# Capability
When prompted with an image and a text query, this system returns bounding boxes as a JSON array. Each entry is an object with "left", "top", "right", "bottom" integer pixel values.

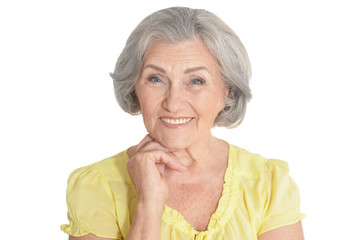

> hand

[{"left": 127, "top": 135, "right": 186, "bottom": 209}]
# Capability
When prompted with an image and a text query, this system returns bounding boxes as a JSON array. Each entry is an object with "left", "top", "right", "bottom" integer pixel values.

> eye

[
  {"left": 147, "top": 76, "right": 162, "bottom": 83},
  {"left": 190, "top": 78, "right": 205, "bottom": 85}
]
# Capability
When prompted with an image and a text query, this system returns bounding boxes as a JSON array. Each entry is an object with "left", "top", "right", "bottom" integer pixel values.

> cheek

[
  {"left": 140, "top": 105, "right": 156, "bottom": 133},
  {"left": 196, "top": 96, "right": 224, "bottom": 122},
  {"left": 137, "top": 88, "right": 153, "bottom": 112},
  {"left": 137, "top": 90, "right": 161, "bottom": 127},
  {"left": 139, "top": 100, "right": 156, "bottom": 122}
]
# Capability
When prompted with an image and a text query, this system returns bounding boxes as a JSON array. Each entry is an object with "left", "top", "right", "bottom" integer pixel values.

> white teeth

[{"left": 161, "top": 117, "right": 192, "bottom": 125}]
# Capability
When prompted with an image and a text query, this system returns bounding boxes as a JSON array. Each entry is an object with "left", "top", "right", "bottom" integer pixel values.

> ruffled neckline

[{"left": 161, "top": 143, "right": 240, "bottom": 237}]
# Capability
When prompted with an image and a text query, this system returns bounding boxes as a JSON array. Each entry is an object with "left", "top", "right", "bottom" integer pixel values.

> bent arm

[
  {"left": 258, "top": 221, "right": 304, "bottom": 240},
  {"left": 67, "top": 136, "right": 182, "bottom": 240}
]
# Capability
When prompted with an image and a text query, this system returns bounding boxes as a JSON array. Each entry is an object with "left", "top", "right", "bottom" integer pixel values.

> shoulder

[
  {"left": 62, "top": 151, "right": 130, "bottom": 239},
  {"left": 67, "top": 149, "right": 131, "bottom": 186},
  {"left": 228, "top": 144, "right": 289, "bottom": 180},
  {"left": 228, "top": 144, "right": 305, "bottom": 235}
]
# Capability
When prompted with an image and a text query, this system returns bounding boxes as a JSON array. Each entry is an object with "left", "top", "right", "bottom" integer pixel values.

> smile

[{"left": 160, "top": 117, "right": 193, "bottom": 125}]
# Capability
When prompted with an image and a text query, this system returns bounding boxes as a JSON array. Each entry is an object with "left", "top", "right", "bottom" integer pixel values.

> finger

[{"left": 152, "top": 151, "right": 186, "bottom": 172}]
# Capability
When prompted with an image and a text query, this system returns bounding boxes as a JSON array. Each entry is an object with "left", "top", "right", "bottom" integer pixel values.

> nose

[{"left": 161, "top": 84, "right": 185, "bottom": 113}]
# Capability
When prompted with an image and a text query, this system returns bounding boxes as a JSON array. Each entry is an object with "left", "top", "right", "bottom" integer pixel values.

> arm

[
  {"left": 125, "top": 200, "right": 163, "bottom": 240},
  {"left": 65, "top": 135, "right": 183, "bottom": 240},
  {"left": 65, "top": 135, "right": 184, "bottom": 240},
  {"left": 258, "top": 221, "right": 304, "bottom": 240},
  {"left": 124, "top": 135, "right": 186, "bottom": 240}
]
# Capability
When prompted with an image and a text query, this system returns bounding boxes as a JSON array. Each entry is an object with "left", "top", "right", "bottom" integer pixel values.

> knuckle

[{"left": 131, "top": 148, "right": 171, "bottom": 166}]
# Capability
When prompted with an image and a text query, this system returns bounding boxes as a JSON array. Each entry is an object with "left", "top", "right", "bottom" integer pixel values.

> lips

[{"left": 160, "top": 117, "right": 192, "bottom": 125}]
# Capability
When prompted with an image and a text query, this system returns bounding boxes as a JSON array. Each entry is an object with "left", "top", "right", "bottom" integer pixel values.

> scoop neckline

[{"left": 161, "top": 143, "right": 235, "bottom": 236}]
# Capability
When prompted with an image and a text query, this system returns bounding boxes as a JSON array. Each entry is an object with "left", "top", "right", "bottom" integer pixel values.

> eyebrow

[
  {"left": 184, "top": 66, "right": 209, "bottom": 74},
  {"left": 143, "top": 64, "right": 166, "bottom": 74},
  {"left": 143, "top": 64, "right": 209, "bottom": 74}
]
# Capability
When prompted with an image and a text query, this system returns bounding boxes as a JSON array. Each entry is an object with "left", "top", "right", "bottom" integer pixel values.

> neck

[
  {"left": 169, "top": 135, "right": 226, "bottom": 170},
  {"left": 164, "top": 135, "right": 229, "bottom": 185}
]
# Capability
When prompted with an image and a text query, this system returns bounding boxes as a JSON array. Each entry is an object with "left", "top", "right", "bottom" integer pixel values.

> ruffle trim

[
  {"left": 61, "top": 221, "right": 90, "bottom": 237},
  {"left": 60, "top": 221, "right": 123, "bottom": 239},
  {"left": 161, "top": 144, "right": 242, "bottom": 237}
]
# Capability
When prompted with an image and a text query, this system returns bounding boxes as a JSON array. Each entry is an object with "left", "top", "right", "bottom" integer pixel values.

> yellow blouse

[{"left": 61, "top": 144, "right": 305, "bottom": 239}]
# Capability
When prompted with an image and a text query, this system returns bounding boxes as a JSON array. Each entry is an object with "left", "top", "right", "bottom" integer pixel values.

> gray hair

[{"left": 110, "top": 7, "right": 252, "bottom": 128}]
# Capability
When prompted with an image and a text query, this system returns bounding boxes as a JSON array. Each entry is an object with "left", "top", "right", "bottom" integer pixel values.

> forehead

[{"left": 143, "top": 39, "right": 218, "bottom": 68}]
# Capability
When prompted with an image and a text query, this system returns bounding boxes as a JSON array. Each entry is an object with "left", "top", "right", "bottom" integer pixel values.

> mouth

[{"left": 160, "top": 117, "right": 193, "bottom": 128}]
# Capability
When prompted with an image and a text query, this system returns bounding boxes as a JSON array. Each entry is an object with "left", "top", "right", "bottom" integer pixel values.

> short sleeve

[
  {"left": 258, "top": 159, "right": 305, "bottom": 236},
  {"left": 61, "top": 166, "right": 123, "bottom": 239}
]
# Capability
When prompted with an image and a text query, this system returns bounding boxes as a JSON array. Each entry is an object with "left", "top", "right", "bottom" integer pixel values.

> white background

[{"left": 1, "top": 0, "right": 360, "bottom": 239}]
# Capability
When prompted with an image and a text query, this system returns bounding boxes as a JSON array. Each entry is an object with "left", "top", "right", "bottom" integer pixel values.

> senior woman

[{"left": 61, "top": 7, "right": 305, "bottom": 240}]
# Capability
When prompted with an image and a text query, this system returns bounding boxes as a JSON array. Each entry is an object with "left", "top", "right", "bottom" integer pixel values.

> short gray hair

[{"left": 110, "top": 7, "right": 252, "bottom": 128}]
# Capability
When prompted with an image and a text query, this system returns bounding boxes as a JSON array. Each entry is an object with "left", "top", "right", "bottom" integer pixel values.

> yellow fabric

[{"left": 61, "top": 144, "right": 305, "bottom": 239}]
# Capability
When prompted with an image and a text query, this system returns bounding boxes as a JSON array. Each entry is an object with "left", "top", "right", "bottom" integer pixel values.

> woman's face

[{"left": 135, "top": 39, "right": 227, "bottom": 150}]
